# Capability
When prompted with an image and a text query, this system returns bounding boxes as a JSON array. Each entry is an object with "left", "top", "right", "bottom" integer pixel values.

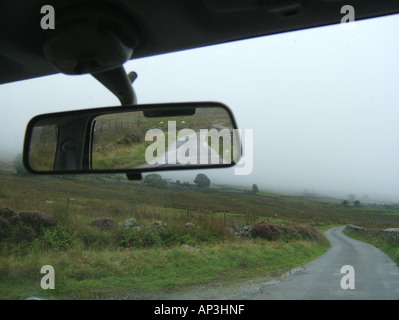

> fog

[{"left": 1, "top": 14, "right": 399, "bottom": 202}]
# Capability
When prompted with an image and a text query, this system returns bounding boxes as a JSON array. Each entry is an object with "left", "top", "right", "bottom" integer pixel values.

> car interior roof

[{"left": 1, "top": 0, "right": 399, "bottom": 85}]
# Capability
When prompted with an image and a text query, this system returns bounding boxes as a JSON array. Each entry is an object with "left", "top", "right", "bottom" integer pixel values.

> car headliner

[{"left": 1, "top": 0, "right": 398, "bottom": 85}]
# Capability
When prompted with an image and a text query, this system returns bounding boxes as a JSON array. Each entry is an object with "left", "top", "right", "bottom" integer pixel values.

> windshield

[{"left": 1, "top": 13, "right": 399, "bottom": 302}]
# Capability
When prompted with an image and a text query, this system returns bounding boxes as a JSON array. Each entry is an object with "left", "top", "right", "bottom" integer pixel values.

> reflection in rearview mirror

[
  {"left": 91, "top": 107, "right": 238, "bottom": 171},
  {"left": 23, "top": 102, "right": 241, "bottom": 174}
]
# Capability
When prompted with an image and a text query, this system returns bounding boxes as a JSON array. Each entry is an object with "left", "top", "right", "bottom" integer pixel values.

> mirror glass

[
  {"left": 24, "top": 102, "right": 241, "bottom": 174},
  {"left": 28, "top": 125, "right": 58, "bottom": 171}
]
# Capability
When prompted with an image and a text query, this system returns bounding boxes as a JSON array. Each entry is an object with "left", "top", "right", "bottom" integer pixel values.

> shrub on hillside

[
  {"left": 140, "top": 228, "right": 162, "bottom": 247},
  {"left": 0, "top": 207, "right": 53, "bottom": 242},
  {"left": 0, "top": 207, "right": 16, "bottom": 220},
  {"left": 251, "top": 220, "right": 273, "bottom": 240},
  {"left": 43, "top": 225, "right": 78, "bottom": 250},
  {"left": 115, "top": 227, "right": 162, "bottom": 248},
  {"left": 280, "top": 225, "right": 300, "bottom": 241},
  {"left": 0, "top": 216, "right": 11, "bottom": 240},
  {"left": 18, "top": 210, "right": 53, "bottom": 233},
  {"left": 295, "top": 224, "right": 319, "bottom": 241},
  {"left": 16, "top": 224, "right": 36, "bottom": 242},
  {"left": 115, "top": 227, "right": 139, "bottom": 248},
  {"left": 252, "top": 220, "right": 283, "bottom": 240},
  {"left": 90, "top": 217, "right": 118, "bottom": 231},
  {"left": 251, "top": 220, "right": 319, "bottom": 242},
  {"left": 268, "top": 224, "right": 282, "bottom": 240},
  {"left": 158, "top": 225, "right": 186, "bottom": 247},
  {"left": 193, "top": 227, "right": 220, "bottom": 244}
]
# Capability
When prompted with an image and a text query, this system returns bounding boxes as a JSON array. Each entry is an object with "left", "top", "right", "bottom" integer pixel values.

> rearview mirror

[{"left": 23, "top": 102, "right": 241, "bottom": 175}]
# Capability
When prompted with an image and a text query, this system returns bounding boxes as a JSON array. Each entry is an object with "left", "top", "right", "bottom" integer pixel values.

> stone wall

[{"left": 346, "top": 224, "right": 399, "bottom": 243}]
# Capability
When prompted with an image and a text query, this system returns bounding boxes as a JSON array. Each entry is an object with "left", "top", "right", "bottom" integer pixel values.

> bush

[
  {"left": 193, "top": 228, "right": 220, "bottom": 244},
  {"left": 6, "top": 220, "right": 36, "bottom": 242},
  {"left": 115, "top": 227, "right": 161, "bottom": 248},
  {"left": 115, "top": 228, "right": 139, "bottom": 248},
  {"left": 0, "top": 216, "right": 11, "bottom": 240},
  {"left": 90, "top": 217, "right": 118, "bottom": 231},
  {"left": 78, "top": 225, "right": 113, "bottom": 249},
  {"left": 280, "top": 225, "right": 300, "bottom": 241},
  {"left": 43, "top": 225, "right": 78, "bottom": 250},
  {"left": 140, "top": 229, "right": 162, "bottom": 248},
  {"left": 252, "top": 220, "right": 272, "bottom": 239},
  {"left": 251, "top": 221, "right": 319, "bottom": 242},
  {"left": 295, "top": 224, "right": 319, "bottom": 241},
  {"left": 0, "top": 207, "right": 16, "bottom": 220},
  {"left": 156, "top": 224, "right": 197, "bottom": 247},
  {"left": 268, "top": 224, "right": 282, "bottom": 240},
  {"left": 18, "top": 210, "right": 53, "bottom": 233},
  {"left": 0, "top": 207, "right": 52, "bottom": 242},
  {"left": 158, "top": 225, "right": 181, "bottom": 247}
]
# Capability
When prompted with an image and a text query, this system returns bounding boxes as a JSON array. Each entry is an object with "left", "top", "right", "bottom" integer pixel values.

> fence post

[{"left": 65, "top": 197, "right": 71, "bottom": 219}]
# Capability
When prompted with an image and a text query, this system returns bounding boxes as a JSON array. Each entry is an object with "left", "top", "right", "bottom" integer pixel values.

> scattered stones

[
  {"left": 153, "top": 220, "right": 167, "bottom": 229},
  {"left": 181, "top": 244, "right": 204, "bottom": 254},
  {"left": 121, "top": 217, "right": 143, "bottom": 231},
  {"left": 230, "top": 224, "right": 252, "bottom": 238}
]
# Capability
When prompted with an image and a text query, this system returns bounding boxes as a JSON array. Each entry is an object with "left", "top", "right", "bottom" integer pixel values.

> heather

[{"left": 0, "top": 206, "right": 320, "bottom": 252}]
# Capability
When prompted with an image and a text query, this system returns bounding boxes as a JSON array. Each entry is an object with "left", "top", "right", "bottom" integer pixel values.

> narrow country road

[
  {"left": 138, "top": 132, "right": 223, "bottom": 169},
  {"left": 127, "top": 226, "right": 399, "bottom": 300},
  {"left": 253, "top": 226, "right": 399, "bottom": 299}
]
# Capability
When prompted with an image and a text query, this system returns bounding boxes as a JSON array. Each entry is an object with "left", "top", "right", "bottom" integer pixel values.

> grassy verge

[
  {"left": 343, "top": 228, "right": 399, "bottom": 266},
  {"left": 0, "top": 237, "right": 329, "bottom": 300}
]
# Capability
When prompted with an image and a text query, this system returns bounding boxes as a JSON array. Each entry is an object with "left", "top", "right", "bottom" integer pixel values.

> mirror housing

[{"left": 23, "top": 102, "right": 241, "bottom": 175}]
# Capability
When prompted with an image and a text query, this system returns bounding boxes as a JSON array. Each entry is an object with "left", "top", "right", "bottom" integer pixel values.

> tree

[
  {"left": 143, "top": 173, "right": 168, "bottom": 189},
  {"left": 353, "top": 200, "right": 361, "bottom": 207},
  {"left": 194, "top": 173, "right": 210, "bottom": 188},
  {"left": 341, "top": 200, "right": 349, "bottom": 207},
  {"left": 251, "top": 184, "right": 259, "bottom": 194}
]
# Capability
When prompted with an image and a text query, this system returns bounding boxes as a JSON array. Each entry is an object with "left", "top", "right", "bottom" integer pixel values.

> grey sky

[{"left": 1, "top": 13, "right": 399, "bottom": 202}]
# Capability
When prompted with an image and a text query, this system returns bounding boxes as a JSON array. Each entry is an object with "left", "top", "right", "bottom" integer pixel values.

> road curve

[
  {"left": 254, "top": 226, "right": 399, "bottom": 300},
  {"left": 134, "top": 226, "right": 399, "bottom": 300}
]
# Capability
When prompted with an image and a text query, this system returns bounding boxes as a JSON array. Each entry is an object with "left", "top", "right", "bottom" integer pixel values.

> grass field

[{"left": 1, "top": 162, "right": 398, "bottom": 299}]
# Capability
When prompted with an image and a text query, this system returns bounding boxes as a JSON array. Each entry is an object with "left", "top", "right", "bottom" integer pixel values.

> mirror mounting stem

[
  {"left": 43, "top": 43, "right": 141, "bottom": 178},
  {"left": 91, "top": 67, "right": 138, "bottom": 106},
  {"left": 91, "top": 67, "right": 141, "bottom": 180}
]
